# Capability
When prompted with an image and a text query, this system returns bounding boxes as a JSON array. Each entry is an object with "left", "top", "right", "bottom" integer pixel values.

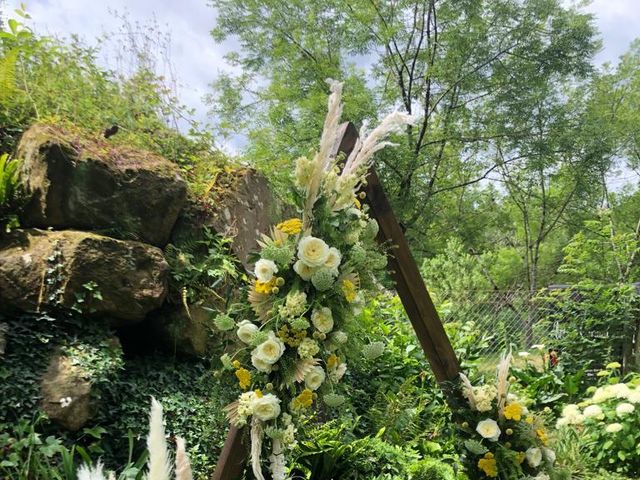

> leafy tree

[{"left": 209, "top": 0, "right": 599, "bottom": 261}]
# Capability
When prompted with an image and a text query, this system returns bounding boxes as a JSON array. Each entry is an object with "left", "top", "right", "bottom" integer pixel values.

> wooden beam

[
  {"left": 211, "top": 425, "right": 247, "bottom": 480},
  {"left": 363, "top": 167, "right": 461, "bottom": 385}
]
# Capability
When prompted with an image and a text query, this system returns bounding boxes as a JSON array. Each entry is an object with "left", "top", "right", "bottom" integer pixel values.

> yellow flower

[
  {"left": 255, "top": 278, "right": 277, "bottom": 294},
  {"left": 235, "top": 368, "right": 251, "bottom": 390},
  {"left": 515, "top": 452, "right": 526, "bottom": 464},
  {"left": 353, "top": 197, "right": 361, "bottom": 209},
  {"left": 276, "top": 218, "right": 303, "bottom": 235},
  {"left": 525, "top": 416, "right": 534, "bottom": 424},
  {"left": 327, "top": 354, "right": 340, "bottom": 370},
  {"left": 254, "top": 389, "right": 263, "bottom": 398},
  {"left": 536, "top": 428, "right": 548, "bottom": 445},
  {"left": 341, "top": 279, "right": 357, "bottom": 303},
  {"left": 504, "top": 402, "right": 524, "bottom": 421},
  {"left": 232, "top": 360, "right": 241, "bottom": 369},
  {"left": 292, "top": 388, "right": 314, "bottom": 410},
  {"left": 478, "top": 453, "right": 498, "bottom": 478}
]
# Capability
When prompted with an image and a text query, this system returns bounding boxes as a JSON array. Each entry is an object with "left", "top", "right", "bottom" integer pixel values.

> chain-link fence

[{"left": 436, "top": 285, "right": 640, "bottom": 370}]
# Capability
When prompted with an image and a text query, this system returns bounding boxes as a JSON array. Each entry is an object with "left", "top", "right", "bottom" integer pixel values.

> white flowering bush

[
  {"left": 556, "top": 375, "right": 640, "bottom": 475},
  {"left": 457, "top": 354, "right": 558, "bottom": 479},
  {"left": 219, "top": 80, "right": 414, "bottom": 480}
]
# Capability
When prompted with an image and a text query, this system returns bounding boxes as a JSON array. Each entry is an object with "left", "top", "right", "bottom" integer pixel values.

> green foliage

[
  {"left": 165, "top": 228, "right": 240, "bottom": 305},
  {"left": 407, "top": 458, "right": 460, "bottom": 480},
  {"left": 0, "top": 152, "right": 21, "bottom": 230},
  {"left": 535, "top": 285, "right": 640, "bottom": 373}
]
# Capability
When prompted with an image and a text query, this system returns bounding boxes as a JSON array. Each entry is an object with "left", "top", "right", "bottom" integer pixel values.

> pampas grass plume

[
  {"left": 77, "top": 462, "right": 108, "bottom": 480},
  {"left": 147, "top": 397, "right": 172, "bottom": 480},
  {"left": 175, "top": 436, "right": 193, "bottom": 480}
]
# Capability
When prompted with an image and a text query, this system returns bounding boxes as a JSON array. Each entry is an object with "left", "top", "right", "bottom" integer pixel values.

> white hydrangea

[
  {"left": 605, "top": 422, "right": 623, "bottom": 433},
  {"left": 616, "top": 402, "right": 635, "bottom": 417},
  {"left": 583, "top": 404, "right": 604, "bottom": 419}
]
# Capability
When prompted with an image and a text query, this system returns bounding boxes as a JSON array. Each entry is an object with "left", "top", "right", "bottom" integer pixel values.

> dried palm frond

[
  {"left": 459, "top": 373, "right": 476, "bottom": 410},
  {"left": 257, "top": 227, "right": 289, "bottom": 249},
  {"left": 496, "top": 352, "right": 512, "bottom": 416},
  {"left": 248, "top": 283, "right": 273, "bottom": 320},
  {"left": 224, "top": 400, "right": 240, "bottom": 425},
  {"left": 294, "top": 358, "right": 320, "bottom": 383},
  {"left": 147, "top": 397, "right": 172, "bottom": 480},
  {"left": 175, "top": 437, "right": 193, "bottom": 480}
]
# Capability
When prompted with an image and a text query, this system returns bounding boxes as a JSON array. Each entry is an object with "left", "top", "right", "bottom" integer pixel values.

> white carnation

[
  {"left": 297, "top": 236, "right": 330, "bottom": 267},
  {"left": 526, "top": 447, "right": 542, "bottom": 468},
  {"left": 252, "top": 393, "right": 281, "bottom": 421},
  {"left": 311, "top": 307, "right": 334, "bottom": 334},
  {"left": 304, "top": 366, "right": 326, "bottom": 390},
  {"left": 254, "top": 259, "right": 278, "bottom": 283},
  {"left": 324, "top": 247, "right": 342, "bottom": 270},
  {"left": 476, "top": 419, "right": 500, "bottom": 441},
  {"left": 237, "top": 320, "right": 259, "bottom": 344}
]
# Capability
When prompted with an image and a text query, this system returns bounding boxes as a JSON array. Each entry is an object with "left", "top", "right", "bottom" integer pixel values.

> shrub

[{"left": 408, "top": 458, "right": 459, "bottom": 480}]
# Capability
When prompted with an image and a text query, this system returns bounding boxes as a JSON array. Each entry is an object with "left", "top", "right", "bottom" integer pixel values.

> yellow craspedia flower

[
  {"left": 478, "top": 452, "right": 498, "bottom": 478},
  {"left": 255, "top": 278, "right": 277, "bottom": 294},
  {"left": 327, "top": 354, "right": 340, "bottom": 370},
  {"left": 232, "top": 360, "right": 241, "bottom": 369},
  {"left": 515, "top": 451, "right": 526, "bottom": 464},
  {"left": 341, "top": 279, "right": 357, "bottom": 303},
  {"left": 276, "top": 218, "right": 303, "bottom": 235},
  {"left": 536, "top": 428, "right": 549, "bottom": 445},
  {"left": 235, "top": 368, "right": 251, "bottom": 390},
  {"left": 525, "top": 415, "right": 534, "bottom": 425},
  {"left": 504, "top": 402, "right": 524, "bottom": 421}
]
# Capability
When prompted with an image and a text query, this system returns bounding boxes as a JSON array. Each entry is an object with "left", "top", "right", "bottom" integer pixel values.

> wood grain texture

[{"left": 211, "top": 425, "right": 247, "bottom": 480}]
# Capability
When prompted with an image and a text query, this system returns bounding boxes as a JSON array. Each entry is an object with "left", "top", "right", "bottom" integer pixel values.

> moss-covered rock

[
  {"left": 0, "top": 229, "right": 168, "bottom": 323},
  {"left": 17, "top": 124, "right": 187, "bottom": 247}
]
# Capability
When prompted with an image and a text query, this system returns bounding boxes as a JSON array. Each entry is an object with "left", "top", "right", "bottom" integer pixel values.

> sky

[{"left": 2, "top": 0, "right": 640, "bottom": 155}]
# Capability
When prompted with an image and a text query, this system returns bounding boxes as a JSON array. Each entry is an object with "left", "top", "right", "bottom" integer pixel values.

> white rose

[
  {"left": 476, "top": 419, "right": 500, "bottom": 441},
  {"left": 293, "top": 259, "right": 316, "bottom": 281},
  {"left": 253, "top": 331, "right": 285, "bottom": 365},
  {"left": 255, "top": 258, "right": 278, "bottom": 283},
  {"left": 298, "top": 236, "right": 330, "bottom": 267},
  {"left": 252, "top": 393, "right": 281, "bottom": 421},
  {"left": 324, "top": 247, "right": 342, "bottom": 270},
  {"left": 311, "top": 307, "right": 334, "bottom": 334},
  {"left": 251, "top": 353, "right": 273, "bottom": 373},
  {"left": 605, "top": 422, "right": 623, "bottom": 433},
  {"left": 304, "top": 366, "right": 326, "bottom": 390},
  {"left": 526, "top": 447, "right": 542, "bottom": 468},
  {"left": 617, "top": 402, "right": 635, "bottom": 416},
  {"left": 237, "top": 320, "right": 259, "bottom": 344},
  {"left": 583, "top": 404, "right": 604, "bottom": 419}
]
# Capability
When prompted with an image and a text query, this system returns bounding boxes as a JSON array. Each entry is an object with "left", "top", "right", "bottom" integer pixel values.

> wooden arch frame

[{"left": 212, "top": 122, "right": 461, "bottom": 479}]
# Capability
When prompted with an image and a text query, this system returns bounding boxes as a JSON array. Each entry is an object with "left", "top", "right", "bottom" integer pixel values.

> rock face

[
  {"left": 172, "top": 168, "right": 290, "bottom": 269},
  {"left": 0, "top": 229, "right": 168, "bottom": 324},
  {"left": 147, "top": 305, "right": 211, "bottom": 357},
  {"left": 40, "top": 353, "right": 93, "bottom": 431},
  {"left": 18, "top": 124, "right": 187, "bottom": 247}
]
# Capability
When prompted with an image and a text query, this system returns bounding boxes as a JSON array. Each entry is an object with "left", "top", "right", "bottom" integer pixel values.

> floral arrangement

[
  {"left": 555, "top": 364, "right": 640, "bottom": 474},
  {"left": 457, "top": 354, "right": 557, "bottom": 479},
  {"left": 218, "top": 80, "right": 414, "bottom": 479}
]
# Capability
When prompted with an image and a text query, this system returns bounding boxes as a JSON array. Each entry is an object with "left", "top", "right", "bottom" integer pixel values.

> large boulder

[
  {"left": 40, "top": 352, "right": 93, "bottom": 431},
  {"left": 172, "top": 167, "right": 291, "bottom": 269},
  {"left": 18, "top": 124, "right": 187, "bottom": 247},
  {"left": 0, "top": 229, "right": 168, "bottom": 324},
  {"left": 146, "top": 304, "right": 212, "bottom": 357}
]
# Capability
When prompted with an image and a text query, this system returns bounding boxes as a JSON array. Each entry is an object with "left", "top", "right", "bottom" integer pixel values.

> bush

[{"left": 408, "top": 458, "right": 460, "bottom": 480}]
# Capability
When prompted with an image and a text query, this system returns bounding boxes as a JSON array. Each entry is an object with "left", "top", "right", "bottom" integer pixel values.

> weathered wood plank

[{"left": 211, "top": 425, "right": 247, "bottom": 480}]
